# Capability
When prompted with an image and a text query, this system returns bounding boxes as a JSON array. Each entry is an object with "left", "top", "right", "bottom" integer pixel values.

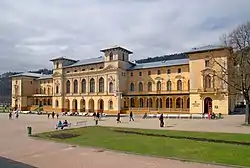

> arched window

[
  {"left": 109, "top": 100, "right": 113, "bottom": 109},
  {"left": 205, "top": 75, "right": 212, "bottom": 88},
  {"left": 81, "top": 79, "right": 86, "bottom": 93},
  {"left": 73, "top": 80, "right": 78, "bottom": 93},
  {"left": 176, "top": 97, "right": 183, "bottom": 108},
  {"left": 109, "top": 52, "right": 113, "bottom": 61},
  {"left": 66, "top": 80, "right": 70, "bottom": 93},
  {"left": 157, "top": 81, "right": 161, "bottom": 91},
  {"left": 130, "top": 98, "right": 135, "bottom": 107},
  {"left": 109, "top": 82, "right": 114, "bottom": 93},
  {"left": 130, "top": 83, "right": 135, "bottom": 92},
  {"left": 177, "top": 80, "right": 182, "bottom": 91},
  {"left": 167, "top": 80, "right": 172, "bottom": 91},
  {"left": 138, "top": 82, "right": 143, "bottom": 92},
  {"left": 187, "top": 98, "right": 190, "bottom": 108},
  {"left": 148, "top": 82, "right": 152, "bottom": 91},
  {"left": 139, "top": 98, "right": 144, "bottom": 108},
  {"left": 90, "top": 78, "right": 95, "bottom": 93},
  {"left": 47, "top": 88, "right": 50, "bottom": 95},
  {"left": 99, "top": 78, "right": 104, "bottom": 93},
  {"left": 147, "top": 98, "right": 153, "bottom": 108},
  {"left": 166, "top": 98, "right": 173, "bottom": 108},
  {"left": 156, "top": 98, "right": 162, "bottom": 108},
  {"left": 55, "top": 100, "right": 59, "bottom": 107},
  {"left": 56, "top": 85, "right": 59, "bottom": 94}
]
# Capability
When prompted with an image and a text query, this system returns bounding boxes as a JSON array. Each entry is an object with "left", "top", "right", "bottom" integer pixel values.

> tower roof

[{"left": 100, "top": 45, "right": 133, "bottom": 54}]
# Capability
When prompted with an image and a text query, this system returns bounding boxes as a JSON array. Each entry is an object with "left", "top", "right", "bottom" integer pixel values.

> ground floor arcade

[{"left": 14, "top": 94, "right": 229, "bottom": 114}]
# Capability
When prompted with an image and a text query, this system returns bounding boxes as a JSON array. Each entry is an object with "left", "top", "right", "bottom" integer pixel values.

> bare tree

[{"left": 210, "top": 21, "right": 250, "bottom": 124}]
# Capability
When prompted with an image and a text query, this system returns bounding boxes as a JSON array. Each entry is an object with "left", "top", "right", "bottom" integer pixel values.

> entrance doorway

[
  {"left": 204, "top": 97, "right": 212, "bottom": 114},
  {"left": 88, "top": 99, "right": 94, "bottom": 112},
  {"left": 98, "top": 99, "right": 104, "bottom": 113}
]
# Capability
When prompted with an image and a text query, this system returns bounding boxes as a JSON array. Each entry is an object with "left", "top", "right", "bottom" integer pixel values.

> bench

[
  {"left": 179, "top": 114, "right": 191, "bottom": 119},
  {"left": 167, "top": 114, "right": 180, "bottom": 118},
  {"left": 191, "top": 114, "right": 203, "bottom": 119},
  {"left": 56, "top": 123, "right": 71, "bottom": 130},
  {"left": 74, "top": 121, "right": 87, "bottom": 127}
]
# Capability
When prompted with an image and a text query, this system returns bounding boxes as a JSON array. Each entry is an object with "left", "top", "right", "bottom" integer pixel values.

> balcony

[
  {"left": 33, "top": 94, "right": 53, "bottom": 97},
  {"left": 123, "top": 107, "right": 189, "bottom": 113},
  {"left": 127, "top": 90, "right": 189, "bottom": 95},
  {"left": 196, "top": 88, "right": 228, "bottom": 94}
]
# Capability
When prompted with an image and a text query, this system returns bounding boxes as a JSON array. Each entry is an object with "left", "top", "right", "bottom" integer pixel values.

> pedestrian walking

[
  {"left": 47, "top": 113, "right": 50, "bottom": 119},
  {"left": 129, "top": 111, "right": 134, "bottom": 121},
  {"left": 9, "top": 112, "right": 12, "bottom": 119},
  {"left": 52, "top": 111, "right": 55, "bottom": 119},
  {"left": 117, "top": 112, "right": 121, "bottom": 123},
  {"left": 159, "top": 113, "right": 164, "bottom": 127},
  {"left": 16, "top": 111, "right": 19, "bottom": 119},
  {"left": 56, "top": 113, "right": 59, "bottom": 119}
]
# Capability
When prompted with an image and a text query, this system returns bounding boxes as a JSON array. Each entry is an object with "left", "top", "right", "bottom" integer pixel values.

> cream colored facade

[{"left": 11, "top": 45, "right": 234, "bottom": 114}]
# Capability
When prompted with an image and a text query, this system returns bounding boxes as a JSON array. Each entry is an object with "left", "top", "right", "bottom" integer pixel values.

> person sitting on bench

[
  {"left": 56, "top": 120, "right": 63, "bottom": 129},
  {"left": 63, "top": 120, "right": 70, "bottom": 127}
]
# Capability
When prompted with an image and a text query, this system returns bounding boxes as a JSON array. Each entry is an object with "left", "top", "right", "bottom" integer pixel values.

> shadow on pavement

[{"left": 0, "top": 156, "right": 37, "bottom": 168}]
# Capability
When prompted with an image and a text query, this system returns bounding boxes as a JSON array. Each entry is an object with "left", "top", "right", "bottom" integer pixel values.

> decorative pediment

[
  {"left": 52, "top": 72, "right": 61, "bottom": 77},
  {"left": 55, "top": 80, "right": 60, "bottom": 85},
  {"left": 155, "top": 77, "right": 163, "bottom": 81},
  {"left": 108, "top": 76, "right": 115, "bottom": 82},
  {"left": 103, "top": 64, "right": 117, "bottom": 71},
  {"left": 175, "top": 75, "right": 185, "bottom": 79},
  {"left": 201, "top": 68, "right": 216, "bottom": 75}
]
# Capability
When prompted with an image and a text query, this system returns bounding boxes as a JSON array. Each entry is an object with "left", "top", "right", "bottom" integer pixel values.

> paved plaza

[{"left": 0, "top": 113, "right": 249, "bottom": 168}]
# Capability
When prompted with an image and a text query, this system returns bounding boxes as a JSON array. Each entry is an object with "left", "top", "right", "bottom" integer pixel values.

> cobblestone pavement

[{"left": 0, "top": 113, "right": 248, "bottom": 168}]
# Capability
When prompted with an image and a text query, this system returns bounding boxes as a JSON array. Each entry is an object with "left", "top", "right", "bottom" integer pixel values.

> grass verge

[{"left": 35, "top": 126, "right": 250, "bottom": 167}]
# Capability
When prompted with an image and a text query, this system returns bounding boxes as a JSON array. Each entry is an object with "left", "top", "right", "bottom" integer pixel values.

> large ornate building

[{"left": 11, "top": 45, "right": 236, "bottom": 114}]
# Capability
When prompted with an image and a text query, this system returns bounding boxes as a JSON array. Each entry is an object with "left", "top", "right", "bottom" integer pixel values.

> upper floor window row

[
  {"left": 130, "top": 68, "right": 183, "bottom": 77},
  {"left": 65, "top": 78, "right": 114, "bottom": 94},
  {"left": 129, "top": 80, "right": 190, "bottom": 92}
]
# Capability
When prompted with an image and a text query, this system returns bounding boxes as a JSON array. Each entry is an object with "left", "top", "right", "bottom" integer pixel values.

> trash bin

[{"left": 27, "top": 126, "right": 32, "bottom": 136}]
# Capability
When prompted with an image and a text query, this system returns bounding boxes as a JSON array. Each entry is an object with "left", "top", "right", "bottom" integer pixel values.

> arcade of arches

[
  {"left": 61, "top": 98, "right": 114, "bottom": 112},
  {"left": 57, "top": 96, "right": 190, "bottom": 113},
  {"left": 123, "top": 96, "right": 190, "bottom": 113}
]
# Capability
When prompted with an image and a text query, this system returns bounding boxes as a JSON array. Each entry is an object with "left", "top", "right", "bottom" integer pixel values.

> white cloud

[{"left": 0, "top": 0, "right": 250, "bottom": 73}]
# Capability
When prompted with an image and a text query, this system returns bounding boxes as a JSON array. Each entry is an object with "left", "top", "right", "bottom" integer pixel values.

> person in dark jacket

[
  {"left": 129, "top": 111, "right": 134, "bottom": 121},
  {"left": 52, "top": 111, "right": 55, "bottom": 119},
  {"left": 117, "top": 112, "right": 121, "bottom": 123},
  {"left": 159, "top": 113, "right": 164, "bottom": 127}
]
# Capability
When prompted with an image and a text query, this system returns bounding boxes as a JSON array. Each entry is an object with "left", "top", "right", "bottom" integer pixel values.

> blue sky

[{"left": 0, "top": 0, "right": 250, "bottom": 73}]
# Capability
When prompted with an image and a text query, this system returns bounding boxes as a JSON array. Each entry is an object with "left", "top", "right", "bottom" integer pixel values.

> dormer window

[
  {"left": 56, "top": 62, "right": 59, "bottom": 69},
  {"left": 67, "top": 71, "right": 70, "bottom": 73},
  {"left": 109, "top": 52, "right": 113, "bottom": 61},
  {"left": 122, "top": 53, "right": 125, "bottom": 61},
  {"left": 90, "top": 68, "right": 94, "bottom": 70},
  {"left": 74, "top": 70, "right": 77, "bottom": 72},
  {"left": 82, "top": 69, "right": 85, "bottom": 71}
]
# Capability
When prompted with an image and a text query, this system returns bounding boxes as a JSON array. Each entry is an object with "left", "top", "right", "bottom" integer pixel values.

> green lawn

[{"left": 35, "top": 126, "right": 250, "bottom": 167}]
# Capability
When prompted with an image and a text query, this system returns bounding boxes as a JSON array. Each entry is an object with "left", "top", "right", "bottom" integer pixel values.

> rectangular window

[
  {"left": 139, "top": 72, "right": 142, "bottom": 76},
  {"left": 205, "top": 60, "right": 209, "bottom": 67},
  {"left": 148, "top": 71, "right": 151, "bottom": 75},
  {"left": 167, "top": 69, "right": 171, "bottom": 74},
  {"left": 178, "top": 68, "right": 181, "bottom": 73},
  {"left": 157, "top": 70, "right": 161, "bottom": 75},
  {"left": 130, "top": 72, "right": 133, "bottom": 77}
]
